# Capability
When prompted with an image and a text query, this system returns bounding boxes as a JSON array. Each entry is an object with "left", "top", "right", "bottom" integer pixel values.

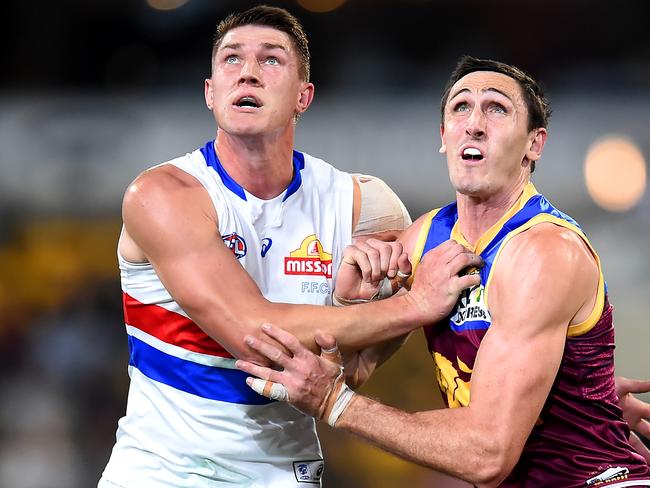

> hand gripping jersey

[
  {"left": 411, "top": 183, "right": 650, "bottom": 487},
  {"left": 100, "top": 141, "right": 353, "bottom": 487}
]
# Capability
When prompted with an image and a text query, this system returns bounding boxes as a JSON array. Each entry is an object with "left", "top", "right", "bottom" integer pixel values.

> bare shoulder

[
  {"left": 491, "top": 222, "right": 599, "bottom": 324},
  {"left": 122, "top": 164, "right": 217, "bottom": 257},
  {"left": 124, "top": 164, "right": 205, "bottom": 206},
  {"left": 123, "top": 165, "right": 214, "bottom": 221},
  {"left": 502, "top": 222, "right": 595, "bottom": 270}
]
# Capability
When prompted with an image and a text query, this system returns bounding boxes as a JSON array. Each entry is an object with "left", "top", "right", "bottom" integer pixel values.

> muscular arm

[
  {"left": 334, "top": 212, "right": 432, "bottom": 385},
  {"left": 332, "top": 225, "right": 599, "bottom": 486},
  {"left": 122, "top": 167, "right": 478, "bottom": 364}
]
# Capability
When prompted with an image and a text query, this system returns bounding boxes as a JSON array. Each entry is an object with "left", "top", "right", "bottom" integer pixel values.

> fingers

[
  {"left": 246, "top": 378, "right": 290, "bottom": 401},
  {"left": 256, "top": 323, "right": 305, "bottom": 357},
  {"left": 342, "top": 240, "right": 405, "bottom": 283},
  {"left": 315, "top": 330, "right": 342, "bottom": 365},
  {"left": 455, "top": 272, "right": 482, "bottom": 291},
  {"left": 356, "top": 240, "right": 387, "bottom": 282},
  {"left": 447, "top": 249, "right": 484, "bottom": 277},
  {"left": 244, "top": 331, "right": 292, "bottom": 369},
  {"left": 636, "top": 419, "right": 650, "bottom": 439},
  {"left": 420, "top": 240, "right": 483, "bottom": 280},
  {"left": 397, "top": 252, "right": 412, "bottom": 275},
  {"left": 617, "top": 377, "right": 650, "bottom": 395},
  {"left": 236, "top": 359, "right": 276, "bottom": 382},
  {"left": 342, "top": 245, "right": 373, "bottom": 281},
  {"left": 630, "top": 432, "right": 650, "bottom": 463},
  {"left": 236, "top": 359, "right": 290, "bottom": 401}
]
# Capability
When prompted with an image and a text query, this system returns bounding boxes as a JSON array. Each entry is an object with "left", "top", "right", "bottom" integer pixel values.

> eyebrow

[
  {"left": 449, "top": 87, "right": 514, "bottom": 104},
  {"left": 220, "top": 42, "right": 287, "bottom": 52}
]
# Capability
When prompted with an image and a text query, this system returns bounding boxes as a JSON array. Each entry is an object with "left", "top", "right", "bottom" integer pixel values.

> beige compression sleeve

[{"left": 352, "top": 174, "right": 412, "bottom": 237}]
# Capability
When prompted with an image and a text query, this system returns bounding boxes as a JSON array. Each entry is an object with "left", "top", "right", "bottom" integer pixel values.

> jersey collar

[{"left": 200, "top": 140, "right": 305, "bottom": 202}]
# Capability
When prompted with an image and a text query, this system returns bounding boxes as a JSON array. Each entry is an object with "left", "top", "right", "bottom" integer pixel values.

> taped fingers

[
  {"left": 248, "top": 378, "right": 290, "bottom": 401},
  {"left": 320, "top": 344, "right": 343, "bottom": 365},
  {"left": 315, "top": 331, "right": 343, "bottom": 365}
]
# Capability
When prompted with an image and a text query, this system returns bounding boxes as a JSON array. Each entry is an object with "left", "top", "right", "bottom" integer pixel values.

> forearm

[
  {"left": 337, "top": 396, "right": 505, "bottom": 487},
  {"left": 253, "top": 294, "right": 423, "bottom": 352},
  {"left": 186, "top": 292, "right": 423, "bottom": 360}
]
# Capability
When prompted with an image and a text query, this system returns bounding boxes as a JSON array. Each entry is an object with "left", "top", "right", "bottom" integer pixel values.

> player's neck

[
  {"left": 455, "top": 178, "right": 529, "bottom": 247},
  {"left": 214, "top": 128, "right": 296, "bottom": 200}
]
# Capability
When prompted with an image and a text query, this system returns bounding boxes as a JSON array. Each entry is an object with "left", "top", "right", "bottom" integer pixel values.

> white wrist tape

[
  {"left": 327, "top": 381, "right": 356, "bottom": 427},
  {"left": 332, "top": 277, "right": 393, "bottom": 307}
]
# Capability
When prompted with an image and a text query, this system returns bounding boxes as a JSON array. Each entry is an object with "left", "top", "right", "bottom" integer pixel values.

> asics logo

[{"left": 261, "top": 238, "right": 272, "bottom": 257}]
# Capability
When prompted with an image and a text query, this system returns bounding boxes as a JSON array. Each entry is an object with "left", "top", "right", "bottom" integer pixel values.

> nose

[
  {"left": 465, "top": 106, "right": 486, "bottom": 139},
  {"left": 238, "top": 58, "right": 262, "bottom": 86}
]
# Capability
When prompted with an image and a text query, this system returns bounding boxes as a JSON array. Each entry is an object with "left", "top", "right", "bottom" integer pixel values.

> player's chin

[{"left": 221, "top": 115, "right": 268, "bottom": 135}]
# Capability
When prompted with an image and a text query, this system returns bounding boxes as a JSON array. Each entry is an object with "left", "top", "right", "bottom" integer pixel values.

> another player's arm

[
  {"left": 123, "top": 167, "right": 479, "bottom": 363},
  {"left": 326, "top": 225, "right": 598, "bottom": 486},
  {"left": 615, "top": 376, "right": 650, "bottom": 462},
  {"left": 335, "top": 212, "right": 430, "bottom": 386}
]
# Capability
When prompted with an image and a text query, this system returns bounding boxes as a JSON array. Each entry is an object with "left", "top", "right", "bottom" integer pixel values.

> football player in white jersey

[{"left": 99, "top": 6, "right": 483, "bottom": 488}]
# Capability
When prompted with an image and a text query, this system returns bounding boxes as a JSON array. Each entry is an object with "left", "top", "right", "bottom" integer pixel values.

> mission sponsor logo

[
  {"left": 450, "top": 285, "right": 491, "bottom": 326},
  {"left": 284, "top": 235, "right": 332, "bottom": 278}
]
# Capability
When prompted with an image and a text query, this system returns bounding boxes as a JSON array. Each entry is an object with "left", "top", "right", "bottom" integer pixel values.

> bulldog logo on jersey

[
  {"left": 222, "top": 232, "right": 247, "bottom": 259},
  {"left": 293, "top": 460, "right": 324, "bottom": 484},
  {"left": 284, "top": 235, "right": 332, "bottom": 278}
]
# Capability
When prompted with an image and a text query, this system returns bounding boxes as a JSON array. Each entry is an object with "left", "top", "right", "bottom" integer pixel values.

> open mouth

[
  {"left": 462, "top": 147, "right": 484, "bottom": 161},
  {"left": 234, "top": 96, "right": 261, "bottom": 109}
]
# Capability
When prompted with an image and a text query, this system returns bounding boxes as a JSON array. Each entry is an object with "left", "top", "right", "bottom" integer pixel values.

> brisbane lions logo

[{"left": 222, "top": 233, "right": 247, "bottom": 259}]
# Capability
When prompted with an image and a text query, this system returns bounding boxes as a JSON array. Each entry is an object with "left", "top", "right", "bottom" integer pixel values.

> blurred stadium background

[{"left": 1, "top": 0, "right": 649, "bottom": 486}]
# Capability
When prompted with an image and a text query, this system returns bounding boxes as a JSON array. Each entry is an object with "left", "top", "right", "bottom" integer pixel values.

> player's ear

[
  {"left": 296, "top": 82, "right": 315, "bottom": 115},
  {"left": 526, "top": 127, "right": 547, "bottom": 162},
  {"left": 205, "top": 79, "right": 214, "bottom": 111},
  {"left": 439, "top": 124, "right": 447, "bottom": 154}
]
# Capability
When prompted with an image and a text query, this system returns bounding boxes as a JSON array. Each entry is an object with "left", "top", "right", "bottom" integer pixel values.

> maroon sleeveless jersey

[{"left": 416, "top": 185, "right": 650, "bottom": 486}]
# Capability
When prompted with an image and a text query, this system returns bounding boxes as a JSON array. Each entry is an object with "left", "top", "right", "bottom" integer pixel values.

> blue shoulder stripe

[
  {"left": 200, "top": 140, "right": 247, "bottom": 201},
  {"left": 481, "top": 194, "right": 582, "bottom": 257},
  {"left": 283, "top": 150, "right": 306, "bottom": 202},
  {"left": 423, "top": 202, "right": 458, "bottom": 251}
]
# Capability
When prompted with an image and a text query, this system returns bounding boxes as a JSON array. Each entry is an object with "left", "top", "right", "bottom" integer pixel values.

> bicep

[
  {"left": 469, "top": 228, "right": 597, "bottom": 459},
  {"left": 123, "top": 171, "right": 269, "bottom": 355}
]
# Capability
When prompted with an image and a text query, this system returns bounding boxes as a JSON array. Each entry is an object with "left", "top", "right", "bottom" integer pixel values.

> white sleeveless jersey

[{"left": 100, "top": 141, "right": 353, "bottom": 487}]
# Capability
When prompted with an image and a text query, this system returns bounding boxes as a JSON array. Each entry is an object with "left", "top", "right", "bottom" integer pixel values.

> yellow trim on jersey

[
  {"left": 483, "top": 213, "right": 605, "bottom": 337},
  {"left": 450, "top": 182, "right": 539, "bottom": 254},
  {"left": 410, "top": 208, "right": 441, "bottom": 280}
]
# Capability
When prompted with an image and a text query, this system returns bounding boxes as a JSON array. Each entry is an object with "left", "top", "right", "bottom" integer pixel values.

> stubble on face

[
  {"left": 442, "top": 71, "right": 531, "bottom": 200},
  {"left": 208, "top": 25, "right": 304, "bottom": 138}
]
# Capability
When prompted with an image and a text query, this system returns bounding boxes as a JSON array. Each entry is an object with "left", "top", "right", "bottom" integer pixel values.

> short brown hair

[
  {"left": 440, "top": 56, "right": 551, "bottom": 172},
  {"left": 211, "top": 5, "right": 311, "bottom": 82}
]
